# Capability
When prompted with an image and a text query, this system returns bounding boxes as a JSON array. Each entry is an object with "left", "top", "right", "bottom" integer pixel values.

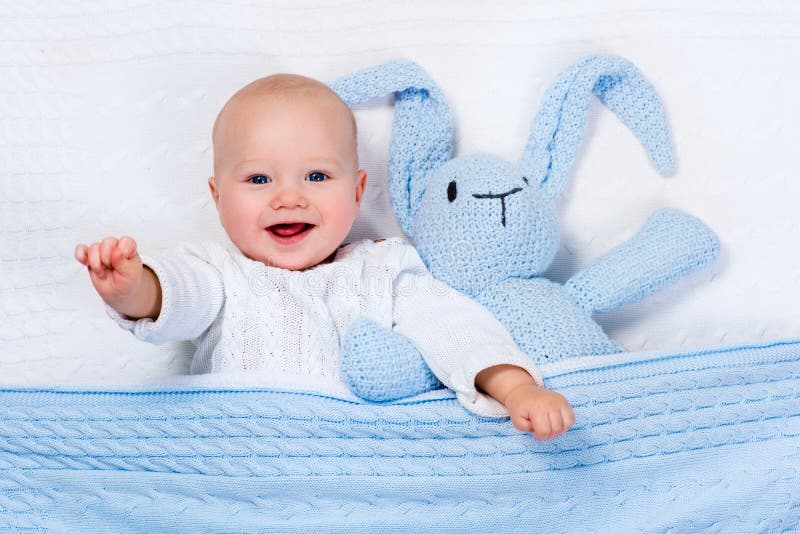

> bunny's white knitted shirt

[{"left": 105, "top": 236, "right": 542, "bottom": 416}]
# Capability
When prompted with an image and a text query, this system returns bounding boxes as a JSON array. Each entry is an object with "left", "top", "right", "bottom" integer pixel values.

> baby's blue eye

[
  {"left": 248, "top": 175, "right": 270, "bottom": 184},
  {"left": 306, "top": 172, "right": 328, "bottom": 182}
]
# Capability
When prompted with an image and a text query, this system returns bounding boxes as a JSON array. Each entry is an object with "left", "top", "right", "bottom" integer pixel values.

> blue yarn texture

[
  {"left": 1, "top": 340, "right": 798, "bottom": 531},
  {"left": 332, "top": 55, "right": 721, "bottom": 401}
]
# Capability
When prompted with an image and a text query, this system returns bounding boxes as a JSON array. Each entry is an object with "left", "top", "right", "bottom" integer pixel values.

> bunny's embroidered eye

[
  {"left": 522, "top": 176, "right": 529, "bottom": 185},
  {"left": 447, "top": 180, "right": 457, "bottom": 202}
]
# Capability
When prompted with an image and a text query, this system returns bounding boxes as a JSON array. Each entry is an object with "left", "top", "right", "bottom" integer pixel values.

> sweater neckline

[{"left": 224, "top": 236, "right": 406, "bottom": 277}]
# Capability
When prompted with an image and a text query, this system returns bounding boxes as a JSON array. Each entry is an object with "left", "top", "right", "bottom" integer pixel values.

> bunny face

[{"left": 412, "top": 153, "right": 559, "bottom": 297}]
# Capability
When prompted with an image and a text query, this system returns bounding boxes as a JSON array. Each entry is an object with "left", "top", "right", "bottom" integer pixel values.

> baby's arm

[
  {"left": 76, "top": 237, "right": 225, "bottom": 344},
  {"left": 390, "top": 242, "right": 574, "bottom": 439},
  {"left": 475, "top": 364, "right": 575, "bottom": 441},
  {"left": 75, "top": 236, "right": 161, "bottom": 320}
]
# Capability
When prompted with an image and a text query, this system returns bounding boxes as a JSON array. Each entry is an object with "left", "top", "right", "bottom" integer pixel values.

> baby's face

[{"left": 209, "top": 90, "right": 366, "bottom": 270}]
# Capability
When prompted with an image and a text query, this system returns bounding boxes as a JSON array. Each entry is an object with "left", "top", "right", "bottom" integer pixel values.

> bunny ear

[
  {"left": 330, "top": 60, "right": 453, "bottom": 236},
  {"left": 518, "top": 55, "right": 675, "bottom": 201}
]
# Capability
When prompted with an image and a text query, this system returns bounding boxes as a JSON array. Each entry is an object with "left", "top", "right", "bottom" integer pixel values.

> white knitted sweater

[{"left": 105, "top": 236, "right": 542, "bottom": 417}]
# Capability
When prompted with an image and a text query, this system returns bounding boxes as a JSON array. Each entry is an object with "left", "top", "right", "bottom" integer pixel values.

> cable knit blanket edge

[{"left": 1, "top": 339, "right": 798, "bottom": 532}]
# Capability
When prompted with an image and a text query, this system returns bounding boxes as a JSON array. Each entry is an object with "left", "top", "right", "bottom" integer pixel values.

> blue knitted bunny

[{"left": 331, "top": 55, "right": 720, "bottom": 402}]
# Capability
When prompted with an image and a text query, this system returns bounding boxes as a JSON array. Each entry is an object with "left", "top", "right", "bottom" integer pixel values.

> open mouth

[{"left": 266, "top": 222, "right": 315, "bottom": 244}]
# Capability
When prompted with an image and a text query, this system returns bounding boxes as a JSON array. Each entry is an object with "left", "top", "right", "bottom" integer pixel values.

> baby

[{"left": 75, "top": 73, "right": 574, "bottom": 441}]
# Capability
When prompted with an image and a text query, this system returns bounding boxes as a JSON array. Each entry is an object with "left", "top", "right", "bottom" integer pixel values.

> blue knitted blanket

[{"left": 2, "top": 340, "right": 798, "bottom": 532}]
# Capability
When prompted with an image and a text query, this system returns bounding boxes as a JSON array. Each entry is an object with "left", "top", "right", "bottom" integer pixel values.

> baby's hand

[
  {"left": 504, "top": 384, "right": 575, "bottom": 441},
  {"left": 74, "top": 236, "right": 144, "bottom": 307}
]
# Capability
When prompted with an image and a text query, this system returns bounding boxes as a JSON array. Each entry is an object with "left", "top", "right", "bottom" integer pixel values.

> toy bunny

[{"left": 331, "top": 55, "right": 720, "bottom": 402}]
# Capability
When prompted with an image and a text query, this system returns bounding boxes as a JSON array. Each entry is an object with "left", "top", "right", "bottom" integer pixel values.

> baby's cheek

[
  {"left": 220, "top": 199, "right": 258, "bottom": 242},
  {"left": 332, "top": 203, "right": 359, "bottom": 237},
  {"left": 317, "top": 187, "right": 349, "bottom": 227}
]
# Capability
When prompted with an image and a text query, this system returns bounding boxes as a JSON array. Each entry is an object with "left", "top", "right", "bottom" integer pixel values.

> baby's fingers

[
  {"left": 548, "top": 410, "right": 566, "bottom": 438},
  {"left": 74, "top": 244, "right": 88, "bottom": 265},
  {"left": 87, "top": 242, "right": 107, "bottom": 277},
  {"left": 509, "top": 411, "right": 533, "bottom": 433},
  {"left": 562, "top": 406, "right": 576, "bottom": 432},
  {"left": 99, "top": 237, "right": 118, "bottom": 268},
  {"left": 110, "top": 236, "right": 138, "bottom": 271},
  {"left": 531, "top": 412, "right": 552, "bottom": 441},
  {"left": 119, "top": 236, "right": 138, "bottom": 260}
]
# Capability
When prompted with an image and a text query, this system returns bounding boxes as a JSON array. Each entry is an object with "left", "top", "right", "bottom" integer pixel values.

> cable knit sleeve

[
  {"left": 103, "top": 241, "right": 226, "bottom": 345},
  {"left": 390, "top": 241, "right": 543, "bottom": 418}
]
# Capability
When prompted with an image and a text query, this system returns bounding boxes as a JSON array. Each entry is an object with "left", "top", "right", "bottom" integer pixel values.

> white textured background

[{"left": 1, "top": 1, "right": 799, "bottom": 384}]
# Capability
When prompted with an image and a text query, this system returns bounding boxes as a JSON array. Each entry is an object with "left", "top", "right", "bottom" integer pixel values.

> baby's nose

[{"left": 270, "top": 185, "right": 309, "bottom": 209}]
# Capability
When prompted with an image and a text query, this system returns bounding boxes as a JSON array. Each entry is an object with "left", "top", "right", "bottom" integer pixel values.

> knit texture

[
  {"left": 332, "top": 54, "right": 720, "bottom": 400},
  {"left": 104, "top": 236, "right": 541, "bottom": 418},
  {"left": 1, "top": 339, "right": 797, "bottom": 531},
  {"left": 341, "top": 317, "right": 442, "bottom": 401}
]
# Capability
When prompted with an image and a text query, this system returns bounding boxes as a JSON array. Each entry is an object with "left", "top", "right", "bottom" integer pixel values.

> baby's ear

[
  {"left": 355, "top": 170, "right": 367, "bottom": 205},
  {"left": 208, "top": 176, "right": 219, "bottom": 206}
]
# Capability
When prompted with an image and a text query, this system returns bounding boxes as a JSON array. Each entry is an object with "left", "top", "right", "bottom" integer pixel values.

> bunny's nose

[{"left": 472, "top": 187, "right": 522, "bottom": 227}]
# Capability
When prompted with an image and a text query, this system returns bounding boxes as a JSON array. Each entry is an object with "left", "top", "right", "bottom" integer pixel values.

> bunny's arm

[
  {"left": 340, "top": 318, "right": 442, "bottom": 402},
  {"left": 565, "top": 209, "right": 720, "bottom": 315}
]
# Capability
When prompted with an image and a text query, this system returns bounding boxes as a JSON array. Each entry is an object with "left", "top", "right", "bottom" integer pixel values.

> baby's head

[{"left": 209, "top": 73, "right": 367, "bottom": 270}]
